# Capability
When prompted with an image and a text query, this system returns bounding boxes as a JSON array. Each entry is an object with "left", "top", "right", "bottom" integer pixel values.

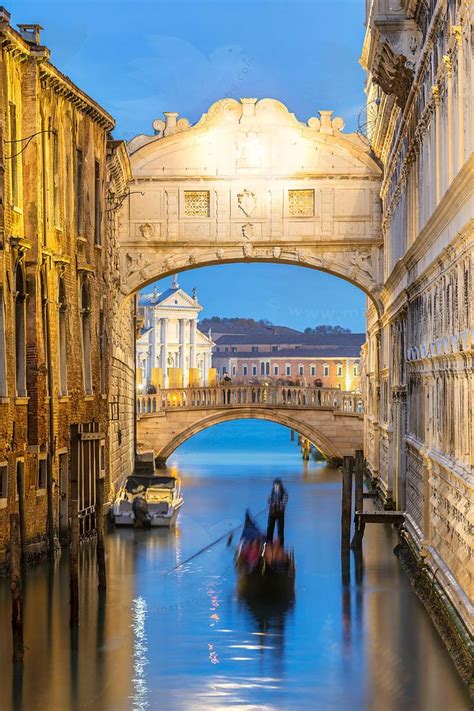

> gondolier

[{"left": 266, "top": 479, "right": 288, "bottom": 546}]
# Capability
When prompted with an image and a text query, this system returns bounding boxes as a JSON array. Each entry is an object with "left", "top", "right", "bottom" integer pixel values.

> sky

[{"left": 10, "top": 0, "right": 368, "bottom": 332}]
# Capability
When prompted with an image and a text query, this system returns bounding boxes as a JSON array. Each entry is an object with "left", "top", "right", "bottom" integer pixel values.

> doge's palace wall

[{"left": 361, "top": 0, "right": 473, "bottom": 632}]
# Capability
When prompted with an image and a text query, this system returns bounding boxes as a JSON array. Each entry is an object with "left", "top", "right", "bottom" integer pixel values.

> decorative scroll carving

[{"left": 237, "top": 189, "right": 257, "bottom": 217}]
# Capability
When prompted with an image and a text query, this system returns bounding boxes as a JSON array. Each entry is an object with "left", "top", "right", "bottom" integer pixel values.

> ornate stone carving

[
  {"left": 350, "top": 251, "right": 375, "bottom": 280},
  {"left": 288, "top": 189, "right": 314, "bottom": 217},
  {"left": 242, "top": 242, "right": 253, "bottom": 258},
  {"left": 216, "top": 249, "right": 224, "bottom": 260},
  {"left": 237, "top": 189, "right": 257, "bottom": 217},
  {"left": 125, "top": 252, "right": 148, "bottom": 282},
  {"left": 241, "top": 223, "right": 254, "bottom": 240},
  {"left": 273, "top": 246, "right": 282, "bottom": 259},
  {"left": 138, "top": 223, "right": 154, "bottom": 240}
]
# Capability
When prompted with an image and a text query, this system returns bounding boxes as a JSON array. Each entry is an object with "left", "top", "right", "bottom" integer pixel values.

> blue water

[{"left": 0, "top": 420, "right": 469, "bottom": 710}]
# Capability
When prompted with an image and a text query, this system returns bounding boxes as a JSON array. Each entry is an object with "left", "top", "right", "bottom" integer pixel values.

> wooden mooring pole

[
  {"left": 96, "top": 475, "right": 107, "bottom": 591},
  {"left": 10, "top": 513, "right": 24, "bottom": 663},
  {"left": 341, "top": 456, "right": 354, "bottom": 557},
  {"left": 70, "top": 498, "right": 79, "bottom": 626},
  {"left": 351, "top": 450, "right": 364, "bottom": 550}
]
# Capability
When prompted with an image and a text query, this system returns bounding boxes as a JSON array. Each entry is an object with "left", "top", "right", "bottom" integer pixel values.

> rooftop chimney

[{"left": 17, "top": 23, "right": 43, "bottom": 45}]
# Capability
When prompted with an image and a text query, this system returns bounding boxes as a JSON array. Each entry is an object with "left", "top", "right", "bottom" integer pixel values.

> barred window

[
  {"left": 184, "top": 191, "right": 210, "bottom": 217},
  {"left": 288, "top": 189, "right": 314, "bottom": 217}
]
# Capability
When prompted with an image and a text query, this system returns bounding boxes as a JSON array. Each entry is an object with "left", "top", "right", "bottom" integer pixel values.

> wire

[{"left": 4, "top": 128, "right": 55, "bottom": 160}]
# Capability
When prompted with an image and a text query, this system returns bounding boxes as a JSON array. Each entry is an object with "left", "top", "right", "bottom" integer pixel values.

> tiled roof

[
  {"left": 213, "top": 332, "right": 366, "bottom": 347},
  {"left": 213, "top": 345, "right": 363, "bottom": 358}
]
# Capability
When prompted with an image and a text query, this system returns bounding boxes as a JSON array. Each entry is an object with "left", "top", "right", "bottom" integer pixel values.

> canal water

[{"left": 0, "top": 420, "right": 469, "bottom": 711}]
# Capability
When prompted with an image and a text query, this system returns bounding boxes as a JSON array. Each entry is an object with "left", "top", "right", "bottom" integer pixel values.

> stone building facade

[
  {"left": 361, "top": 0, "right": 473, "bottom": 647},
  {"left": 0, "top": 11, "right": 133, "bottom": 559},
  {"left": 136, "top": 277, "right": 214, "bottom": 388},
  {"left": 213, "top": 332, "right": 363, "bottom": 390}
]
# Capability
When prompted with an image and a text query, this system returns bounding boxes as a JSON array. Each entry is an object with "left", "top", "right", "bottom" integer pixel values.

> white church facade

[{"left": 136, "top": 276, "right": 214, "bottom": 389}]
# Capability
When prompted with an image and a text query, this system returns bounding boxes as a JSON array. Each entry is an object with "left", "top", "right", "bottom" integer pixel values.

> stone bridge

[{"left": 136, "top": 385, "right": 364, "bottom": 465}]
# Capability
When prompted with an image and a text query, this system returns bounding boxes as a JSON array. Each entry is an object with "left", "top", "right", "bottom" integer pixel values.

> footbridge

[{"left": 136, "top": 385, "right": 364, "bottom": 465}]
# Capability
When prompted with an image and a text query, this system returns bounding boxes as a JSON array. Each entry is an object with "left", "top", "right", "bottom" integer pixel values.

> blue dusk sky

[{"left": 10, "top": 0, "right": 368, "bottom": 332}]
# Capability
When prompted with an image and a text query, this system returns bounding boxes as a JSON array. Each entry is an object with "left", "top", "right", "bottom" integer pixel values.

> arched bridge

[{"left": 136, "top": 385, "right": 364, "bottom": 465}]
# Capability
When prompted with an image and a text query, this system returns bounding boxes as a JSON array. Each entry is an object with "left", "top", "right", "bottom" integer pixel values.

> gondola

[{"left": 235, "top": 512, "right": 295, "bottom": 599}]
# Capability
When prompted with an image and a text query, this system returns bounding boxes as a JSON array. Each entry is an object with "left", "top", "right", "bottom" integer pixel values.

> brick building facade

[{"left": 0, "top": 11, "right": 133, "bottom": 563}]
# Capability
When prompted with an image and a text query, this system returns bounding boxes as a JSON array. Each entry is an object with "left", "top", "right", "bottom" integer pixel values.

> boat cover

[{"left": 124, "top": 475, "right": 176, "bottom": 494}]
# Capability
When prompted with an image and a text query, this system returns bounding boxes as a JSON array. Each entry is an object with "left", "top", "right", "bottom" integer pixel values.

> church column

[
  {"left": 179, "top": 318, "right": 186, "bottom": 386},
  {"left": 161, "top": 318, "right": 168, "bottom": 388},
  {"left": 189, "top": 319, "right": 196, "bottom": 369}
]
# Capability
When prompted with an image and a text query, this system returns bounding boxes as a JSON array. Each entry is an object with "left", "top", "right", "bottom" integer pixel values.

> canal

[{"left": 0, "top": 421, "right": 469, "bottom": 710}]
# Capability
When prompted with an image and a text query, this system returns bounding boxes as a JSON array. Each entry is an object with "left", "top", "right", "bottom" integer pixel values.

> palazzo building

[
  {"left": 136, "top": 276, "right": 214, "bottom": 388},
  {"left": 0, "top": 10, "right": 133, "bottom": 559},
  {"left": 361, "top": 0, "right": 473, "bottom": 649},
  {"left": 213, "top": 331, "right": 364, "bottom": 390}
]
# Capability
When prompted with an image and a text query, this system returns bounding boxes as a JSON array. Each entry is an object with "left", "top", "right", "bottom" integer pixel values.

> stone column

[
  {"left": 189, "top": 318, "right": 196, "bottom": 369},
  {"left": 431, "top": 84, "right": 441, "bottom": 202},
  {"left": 443, "top": 55, "right": 453, "bottom": 184},
  {"left": 178, "top": 318, "right": 185, "bottom": 386},
  {"left": 161, "top": 318, "right": 168, "bottom": 388},
  {"left": 453, "top": 26, "right": 464, "bottom": 170}
]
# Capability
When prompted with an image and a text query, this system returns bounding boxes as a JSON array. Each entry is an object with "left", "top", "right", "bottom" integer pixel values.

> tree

[{"left": 304, "top": 325, "right": 351, "bottom": 334}]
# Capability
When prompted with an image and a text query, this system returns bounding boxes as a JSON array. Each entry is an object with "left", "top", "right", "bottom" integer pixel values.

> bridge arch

[
  {"left": 116, "top": 97, "right": 384, "bottom": 315},
  {"left": 137, "top": 405, "right": 364, "bottom": 465}
]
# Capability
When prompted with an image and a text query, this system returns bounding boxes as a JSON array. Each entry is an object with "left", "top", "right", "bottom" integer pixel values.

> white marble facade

[{"left": 136, "top": 276, "right": 214, "bottom": 388}]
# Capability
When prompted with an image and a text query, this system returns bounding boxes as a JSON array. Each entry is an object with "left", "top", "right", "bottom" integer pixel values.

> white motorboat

[{"left": 113, "top": 474, "right": 183, "bottom": 527}]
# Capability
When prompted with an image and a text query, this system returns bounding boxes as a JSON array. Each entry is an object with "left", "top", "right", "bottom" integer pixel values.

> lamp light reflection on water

[{"left": 130, "top": 596, "right": 149, "bottom": 711}]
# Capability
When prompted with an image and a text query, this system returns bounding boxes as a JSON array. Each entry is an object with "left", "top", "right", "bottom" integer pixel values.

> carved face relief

[
  {"left": 139, "top": 223, "right": 154, "bottom": 240},
  {"left": 273, "top": 246, "right": 282, "bottom": 259},
  {"left": 237, "top": 189, "right": 257, "bottom": 218}
]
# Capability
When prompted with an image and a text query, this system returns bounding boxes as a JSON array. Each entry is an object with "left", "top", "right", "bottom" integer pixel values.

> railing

[{"left": 137, "top": 385, "right": 364, "bottom": 416}]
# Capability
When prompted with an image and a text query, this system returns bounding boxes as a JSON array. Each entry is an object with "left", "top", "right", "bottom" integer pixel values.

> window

[
  {"left": 232, "top": 365, "right": 236, "bottom": 376},
  {"left": 231, "top": 347, "right": 237, "bottom": 353},
  {"left": 251, "top": 346, "right": 259, "bottom": 353},
  {"left": 323, "top": 364, "right": 329, "bottom": 377},
  {"left": 0, "top": 463, "right": 7, "bottom": 501},
  {"left": 274, "top": 365, "right": 279, "bottom": 375},
  {"left": 285, "top": 364, "right": 291, "bottom": 376},
  {"left": 0, "top": 289, "right": 7, "bottom": 397},
  {"left": 337, "top": 363, "right": 343, "bottom": 377},
  {"left": 252, "top": 365, "right": 257, "bottom": 376},
  {"left": 298, "top": 364, "right": 304, "bottom": 376},
  {"left": 15, "top": 264, "right": 27, "bottom": 396},
  {"left": 15, "top": 460, "right": 24, "bottom": 500},
  {"left": 53, "top": 130, "right": 60, "bottom": 226},
  {"left": 75, "top": 148, "right": 83, "bottom": 236},
  {"left": 353, "top": 363, "right": 359, "bottom": 376},
  {"left": 94, "top": 160, "right": 101, "bottom": 244},
  {"left": 272, "top": 346, "right": 278, "bottom": 352},
  {"left": 184, "top": 190, "right": 210, "bottom": 217},
  {"left": 80, "top": 281, "right": 92, "bottom": 394},
  {"left": 288, "top": 189, "right": 314, "bottom": 217},
  {"left": 9, "top": 103, "right": 19, "bottom": 206},
  {"left": 215, "top": 347, "right": 220, "bottom": 353},
  {"left": 58, "top": 278, "right": 68, "bottom": 395},
  {"left": 310, "top": 365, "right": 316, "bottom": 377},
  {"left": 38, "top": 457, "right": 47, "bottom": 490},
  {"left": 260, "top": 362, "right": 265, "bottom": 376},
  {"left": 243, "top": 365, "right": 248, "bottom": 376},
  {"left": 224, "top": 347, "right": 229, "bottom": 352}
]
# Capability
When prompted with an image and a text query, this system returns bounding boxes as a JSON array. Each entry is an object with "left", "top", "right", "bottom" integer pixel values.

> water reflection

[{"left": 0, "top": 420, "right": 470, "bottom": 710}]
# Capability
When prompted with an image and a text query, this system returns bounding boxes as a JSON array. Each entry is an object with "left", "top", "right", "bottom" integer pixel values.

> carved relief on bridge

[{"left": 117, "top": 98, "right": 383, "bottom": 304}]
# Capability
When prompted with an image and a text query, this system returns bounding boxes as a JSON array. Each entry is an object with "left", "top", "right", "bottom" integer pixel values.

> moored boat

[
  {"left": 235, "top": 512, "right": 295, "bottom": 598},
  {"left": 112, "top": 474, "right": 183, "bottom": 527}
]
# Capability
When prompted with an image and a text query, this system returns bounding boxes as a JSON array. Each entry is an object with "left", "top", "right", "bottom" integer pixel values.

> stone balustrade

[{"left": 137, "top": 385, "right": 363, "bottom": 417}]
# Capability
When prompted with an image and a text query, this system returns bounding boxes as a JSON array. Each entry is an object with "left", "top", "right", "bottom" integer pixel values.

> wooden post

[
  {"left": 10, "top": 514, "right": 24, "bottom": 663},
  {"left": 351, "top": 449, "right": 364, "bottom": 550},
  {"left": 70, "top": 498, "right": 79, "bottom": 626},
  {"left": 341, "top": 456, "right": 353, "bottom": 557},
  {"left": 46, "top": 453, "right": 55, "bottom": 558},
  {"left": 96, "top": 475, "right": 107, "bottom": 591}
]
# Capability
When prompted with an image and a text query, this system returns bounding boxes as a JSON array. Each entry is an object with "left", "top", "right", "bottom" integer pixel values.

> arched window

[
  {"left": 336, "top": 363, "right": 343, "bottom": 377},
  {"left": 58, "top": 278, "right": 68, "bottom": 395},
  {"left": 323, "top": 363, "right": 329, "bottom": 377},
  {"left": 0, "top": 288, "right": 7, "bottom": 397},
  {"left": 14, "top": 264, "right": 26, "bottom": 396},
  {"left": 80, "top": 280, "right": 92, "bottom": 394}
]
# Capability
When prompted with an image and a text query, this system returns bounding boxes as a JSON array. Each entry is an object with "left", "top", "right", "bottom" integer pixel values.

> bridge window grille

[
  {"left": 288, "top": 189, "right": 314, "bottom": 217},
  {"left": 184, "top": 190, "right": 210, "bottom": 217}
]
